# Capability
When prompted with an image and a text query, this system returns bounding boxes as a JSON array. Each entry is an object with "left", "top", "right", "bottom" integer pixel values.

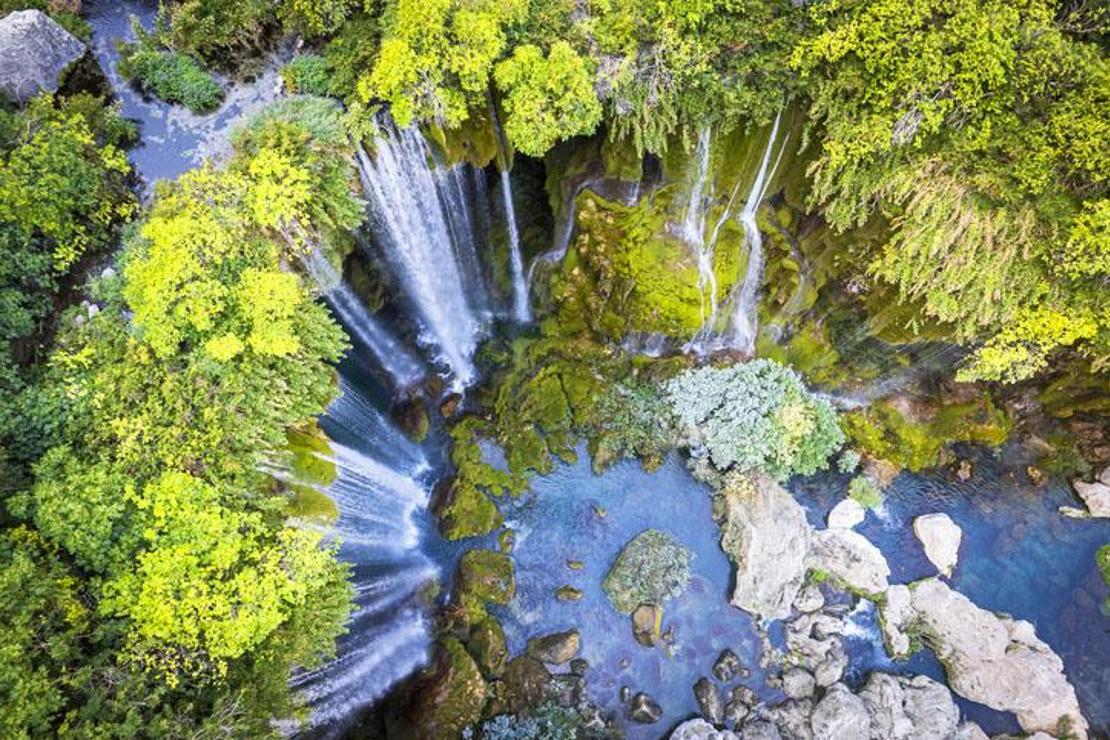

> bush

[
  {"left": 665, "top": 359, "right": 844, "bottom": 481},
  {"left": 119, "top": 39, "right": 223, "bottom": 113},
  {"left": 281, "top": 54, "right": 329, "bottom": 96}
]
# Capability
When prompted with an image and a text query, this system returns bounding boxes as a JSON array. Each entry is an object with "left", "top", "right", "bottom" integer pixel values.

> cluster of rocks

[
  {"left": 672, "top": 671, "right": 986, "bottom": 740},
  {"left": 714, "top": 475, "right": 1089, "bottom": 740}
]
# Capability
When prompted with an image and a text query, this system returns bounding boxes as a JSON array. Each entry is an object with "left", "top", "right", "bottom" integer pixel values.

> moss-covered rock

[
  {"left": 437, "top": 478, "right": 504, "bottom": 541},
  {"left": 456, "top": 550, "right": 515, "bottom": 612},
  {"left": 385, "top": 637, "right": 488, "bottom": 740},
  {"left": 842, "top": 395, "right": 1012, "bottom": 472},
  {"left": 468, "top": 618, "right": 508, "bottom": 678},
  {"left": 603, "top": 529, "right": 693, "bottom": 614},
  {"left": 501, "top": 655, "right": 552, "bottom": 714}
]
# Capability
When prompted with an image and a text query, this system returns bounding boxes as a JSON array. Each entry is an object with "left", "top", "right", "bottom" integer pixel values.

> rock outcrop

[
  {"left": 0, "top": 10, "right": 85, "bottom": 104},
  {"left": 719, "top": 475, "right": 811, "bottom": 619},
  {"left": 806, "top": 528, "right": 890, "bottom": 595},
  {"left": 827, "top": 498, "right": 865, "bottom": 529},
  {"left": 912, "top": 513, "right": 961, "bottom": 575},
  {"left": 880, "top": 584, "right": 915, "bottom": 658},
  {"left": 897, "top": 578, "right": 1088, "bottom": 738}
]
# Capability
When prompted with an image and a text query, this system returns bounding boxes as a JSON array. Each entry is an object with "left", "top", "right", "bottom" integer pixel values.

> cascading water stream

[
  {"left": 354, "top": 123, "right": 489, "bottom": 388},
  {"left": 500, "top": 170, "right": 532, "bottom": 323},
  {"left": 291, "top": 379, "right": 438, "bottom": 729},
  {"left": 301, "top": 250, "right": 425, "bottom": 389},
  {"left": 681, "top": 128, "right": 718, "bottom": 326},
  {"left": 727, "top": 110, "right": 786, "bottom": 353}
]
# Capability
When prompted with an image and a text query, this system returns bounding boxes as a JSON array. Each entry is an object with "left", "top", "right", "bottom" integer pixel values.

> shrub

[
  {"left": 281, "top": 54, "right": 329, "bottom": 96},
  {"left": 848, "top": 475, "right": 883, "bottom": 509},
  {"left": 664, "top": 359, "right": 844, "bottom": 481},
  {"left": 119, "top": 34, "right": 223, "bottom": 113}
]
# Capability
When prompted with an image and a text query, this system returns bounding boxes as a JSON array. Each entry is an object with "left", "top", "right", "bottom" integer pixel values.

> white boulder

[
  {"left": 807, "top": 528, "right": 890, "bottom": 595},
  {"left": 0, "top": 10, "right": 85, "bottom": 104},
  {"left": 912, "top": 513, "right": 962, "bottom": 576},
  {"left": 827, "top": 498, "right": 865, "bottom": 529}
]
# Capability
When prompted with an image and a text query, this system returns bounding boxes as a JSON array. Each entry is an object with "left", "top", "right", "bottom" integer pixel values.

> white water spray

[
  {"left": 354, "top": 123, "right": 488, "bottom": 387},
  {"left": 500, "top": 170, "right": 532, "bottom": 322},
  {"left": 728, "top": 110, "right": 786, "bottom": 353}
]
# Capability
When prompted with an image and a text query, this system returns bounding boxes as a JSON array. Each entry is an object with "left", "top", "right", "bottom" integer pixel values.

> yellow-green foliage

[
  {"left": 842, "top": 398, "right": 1012, "bottom": 472},
  {"left": 439, "top": 419, "right": 508, "bottom": 541}
]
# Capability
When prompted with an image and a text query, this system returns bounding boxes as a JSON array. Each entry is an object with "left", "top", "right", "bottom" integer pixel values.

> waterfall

[
  {"left": 727, "top": 109, "right": 785, "bottom": 353},
  {"left": 293, "top": 384, "right": 437, "bottom": 729},
  {"left": 680, "top": 128, "right": 724, "bottom": 327},
  {"left": 354, "top": 123, "right": 489, "bottom": 388},
  {"left": 302, "top": 250, "right": 425, "bottom": 389},
  {"left": 500, "top": 170, "right": 532, "bottom": 323}
]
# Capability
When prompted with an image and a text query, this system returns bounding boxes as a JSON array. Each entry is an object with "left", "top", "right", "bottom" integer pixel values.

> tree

[{"left": 493, "top": 41, "right": 602, "bottom": 157}]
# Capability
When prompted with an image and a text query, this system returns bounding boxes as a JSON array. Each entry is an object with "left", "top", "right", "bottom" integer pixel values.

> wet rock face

[
  {"left": 603, "top": 529, "right": 692, "bottom": 613},
  {"left": 720, "top": 475, "right": 811, "bottom": 619},
  {"left": 525, "top": 630, "right": 580, "bottom": 665},
  {"left": 0, "top": 10, "right": 85, "bottom": 104},
  {"left": 901, "top": 578, "right": 1089, "bottom": 738},
  {"left": 912, "top": 513, "right": 962, "bottom": 576}
]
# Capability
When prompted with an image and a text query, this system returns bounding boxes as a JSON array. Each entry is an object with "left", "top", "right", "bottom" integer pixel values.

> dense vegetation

[{"left": 1, "top": 0, "right": 1106, "bottom": 735}]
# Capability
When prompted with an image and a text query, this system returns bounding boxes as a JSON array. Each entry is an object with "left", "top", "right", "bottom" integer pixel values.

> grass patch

[{"left": 119, "top": 40, "right": 223, "bottom": 113}]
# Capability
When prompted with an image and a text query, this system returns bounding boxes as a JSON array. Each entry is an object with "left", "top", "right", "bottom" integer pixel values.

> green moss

[
  {"left": 467, "top": 618, "right": 508, "bottom": 678},
  {"left": 1098, "top": 545, "right": 1110, "bottom": 609},
  {"left": 848, "top": 475, "right": 884, "bottom": 509},
  {"left": 285, "top": 423, "right": 336, "bottom": 487},
  {"left": 285, "top": 484, "right": 340, "bottom": 525},
  {"left": 395, "top": 638, "right": 488, "bottom": 740},
  {"left": 456, "top": 550, "right": 515, "bottom": 612},
  {"left": 439, "top": 479, "right": 503, "bottom": 541},
  {"left": 600, "top": 132, "right": 643, "bottom": 181},
  {"left": 842, "top": 397, "right": 1011, "bottom": 472},
  {"left": 426, "top": 106, "right": 499, "bottom": 168}
]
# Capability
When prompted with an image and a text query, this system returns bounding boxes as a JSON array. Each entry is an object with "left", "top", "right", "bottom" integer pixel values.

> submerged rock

[
  {"left": 909, "top": 578, "right": 1088, "bottom": 738},
  {"left": 912, "top": 513, "right": 962, "bottom": 576},
  {"left": 806, "top": 528, "right": 890, "bottom": 596},
  {"left": 526, "top": 630, "right": 580, "bottom": 665},
  {"left": 811, "top": 683, "right": 871, "bottom": 740},
  {"left": 555, "top": 584, "right": 583, "bottom": 601},
  {"left": 719, "top": 475, "right": 811, "bottom": 619},
  {"left": 670, "top": 718, "right": 740, "bottom": 739},
  {"left": 693, "top": 677, "right": 724, "bottom": 724},
  {"left": 628, "top": 692, "right": 663, "bottom": 723},
  {"left": 603, "top": 529, "right": 692, "bottom": 613},
  {"left": 0, "top": 10, "right": 85, "bottom": 104},
  {"left": 712, "top": 648, "right": 747, "bottom": 682},
  {"left": 827, "top": 498, "right": 865, "bottom": 529},
  {"left": 631, "top": 603, "right": 662, "bottom": 646}
]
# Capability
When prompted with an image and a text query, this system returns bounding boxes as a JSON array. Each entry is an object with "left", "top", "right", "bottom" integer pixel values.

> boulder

[
  {"left": 810, "top": 683, "right": 871, "bottom": 740},
  {"left": 912, "top": 513, "right": 962, "bottom": 576},
  {"left": 827, "top": 498, "right": 865, "bottom": 529},
  {"left": 812, "top": 640, "right": 848, "bottom": 687},
  {"left": 953, "top": 722, "right": 990, "bottom": 740},
  {"left": 629, "top": 692, "right": 663, "bottom": 723},
  {"left": 631, "top": 603, "right": 662, "bottom": 646},
  {"left": 455, "top": 549, "right": 514, "bottom": 608},
  {"left": 807, "top": 528, "right": 890, "bottom": 596},
  {"left": 880, "top": 585, "right": 915, "bottom": 658},
  {"left": 526, "top": 630, "right": 580, "bottom": 664},
  {"left": 670, "top": 719, "right": 740, "bottom": 740},
  {"left": 693, "top": 677, "right": 724, "bottom": 724},
  {"left": 0, "top": 10, "right": 85, "bottom": 104},
  {"left": 910, "top": 578, "right": 1088, "bottom": 738},
  {"left": 859, "top": 672, "right": 959, "bottom": 740},
  {"left": 467, "top": 618, "right": 508, "bottom": 677},
  {"left": 385, "top": 637, "right": 487, "bottom": 739},
  {"left": 603, "top": 529, "right": 692, "bottom": 613},
  {"left": 1072, "top": 472, "right": 1110, "bottom": 517},
  {"left": 723, "top": 692, "right": 750, "bottom": 724},
  {"left": 501, "top": 655, "right": 551, "bottom": 713},
  {"left": 556, "top": 585, "right": 583, "bottom": 601},
  {"left": 720, "top": 475, "right": 812, "bottom": 619},
  {"left": 741, "top": 719, "right": 783, "bottom": 740},
  {"left": 782, "top": 666, "right": 816, "bottom": 699}
]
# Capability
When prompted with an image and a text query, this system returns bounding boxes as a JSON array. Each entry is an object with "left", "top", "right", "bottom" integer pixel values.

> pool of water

[{"left": 488, "top": 445, "right": 1109, "bottom": 737}]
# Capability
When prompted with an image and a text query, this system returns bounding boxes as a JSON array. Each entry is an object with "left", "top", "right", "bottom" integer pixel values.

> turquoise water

[{"left": 488, "top": 445, "right": 1109, "bottom": 737}]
